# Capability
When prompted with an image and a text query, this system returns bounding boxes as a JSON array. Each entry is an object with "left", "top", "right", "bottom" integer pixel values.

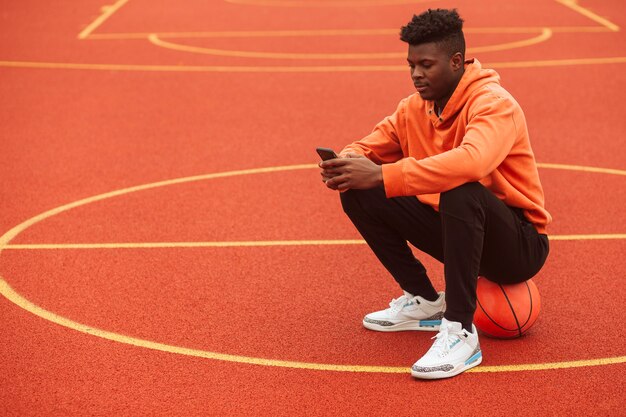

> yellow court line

[
  {"left": 85, "top": 26, "right": 611, "bottom": 40},
  {"left": 148, "top": 33, "right": 401, "bottom": 59},
  {"left": 537, "top": 162, "right": 626, "bottom": 176},
  {"left": 0, "top": 60, "right": 403, "bottom": 72},
  {"left": 0, "top": 273, "right": 625, "bottom": 374},
  {"left": 224, "top": 0, "right": 426, "bottom": 7},
  {"left": 0, "top": 162, "right": 622, "bottom": 250},
  {"left": 467, "top": 28, "right": 552, "bottom": 54},
  {"left": 555, "top": 0, "right": 620, "bottom": 32},
  {"left": 3, "top": 234, "right": 626, "bottom": 250},
  {"left": 3, "top": 240, "right": 365, "bottom": 250},
  {"left": 147, "top": 29, "right": 552, "bottom": 60},
  {"left": 3, "top": 56, "right": 624, "bottom": 73},
  {"left": 0, "top": 162, "right": 625, "bottom": 374},
  {"left": 0, "top": 165, "right": 315, "bottom": 250},
  {"left": 0, "top": 274, "right": 624, "bottom": 374},
  {"left": 490, "top": 56, "right": 626, "bottom": 69},
  {"left": 78, "top": 0, "right": 130, "bottom": 39}
]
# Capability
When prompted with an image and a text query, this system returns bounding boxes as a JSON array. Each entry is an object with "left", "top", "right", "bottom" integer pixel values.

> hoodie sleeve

[
  {"left": 382, "top": 92, "right": 518, "bottom": 197},
  {"left": 339, "top": 99, "right": 406, "bottom": 164}
]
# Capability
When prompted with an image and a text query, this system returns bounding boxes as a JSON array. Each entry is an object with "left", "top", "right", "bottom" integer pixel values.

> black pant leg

[
  {"left": 439, "top": 182, "right": 549, "bottom": 329},
  {"left": 340, "top": 188, "right": 443, "bottom": 300}
]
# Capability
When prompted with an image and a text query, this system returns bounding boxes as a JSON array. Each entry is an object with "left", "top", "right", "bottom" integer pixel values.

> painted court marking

[
  {"left": 224, "top": 0, "right": 429, "bottom": 6},
  {"left": 2, "top": 0, "right": 624, "bottom": 374},
  {"left": 0, "top": 163, "right": 625, "bottom": 374},
  {"left": 78, "top": 0, "right": 130, "bottom": 39},
  {"left": 146, "top": 28, "right": 553, "bottom": 59},
  {"left": 2, "top": 57, "right": 626, "bottom": 73},
  {"left": 55, "top": 0, "right": 621, "bottom": 72},
  {"left": 84, "top": 26, "right": 612, "bottom": 40}
]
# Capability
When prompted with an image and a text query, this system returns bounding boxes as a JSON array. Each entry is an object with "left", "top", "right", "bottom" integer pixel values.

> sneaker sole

[
  {"left": 362, "top": 318, "right": 441, "bottom": 332},
  {"left": 410, "top": 353, "right": 483, "bottom": 380}
]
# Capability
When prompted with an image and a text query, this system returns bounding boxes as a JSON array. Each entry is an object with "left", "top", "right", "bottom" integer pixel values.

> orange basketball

[{"left": 474, "top": 277, "right": 541, "bottom": 339}]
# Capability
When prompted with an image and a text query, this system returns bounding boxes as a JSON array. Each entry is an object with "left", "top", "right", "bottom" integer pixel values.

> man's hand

[{"left": 319, "top": 153, "right": 383, "bottom": 191}]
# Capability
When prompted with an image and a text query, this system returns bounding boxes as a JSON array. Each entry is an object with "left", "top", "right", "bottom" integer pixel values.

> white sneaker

[
  {"left": 411, "top": 318, "right": 482, "bottom": 379},
  {"left": 363, "top": 291, "right": 445, "bottom": 332}
]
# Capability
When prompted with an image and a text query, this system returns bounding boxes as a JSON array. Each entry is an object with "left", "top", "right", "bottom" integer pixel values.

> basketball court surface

[{"left": 1, "top": 0, "right": 625, "bottom": 415}]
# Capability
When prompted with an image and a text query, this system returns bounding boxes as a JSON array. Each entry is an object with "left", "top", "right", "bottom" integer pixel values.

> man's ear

[{"left": 450, "top": 52, "right": 464, "bottom": 71}]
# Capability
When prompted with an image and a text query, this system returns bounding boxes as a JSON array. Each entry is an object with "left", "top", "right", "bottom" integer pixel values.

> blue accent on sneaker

[
  {"left": 465, "top": 351, "right": 482, "bottom": 365},
  {"left": 419, "top": 320, "right": 442, "bottom": 327}
]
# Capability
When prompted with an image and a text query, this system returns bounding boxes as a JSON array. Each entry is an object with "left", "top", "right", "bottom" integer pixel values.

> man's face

[{"left": 407, "top": 42, "right": 461, "bottom": 105}]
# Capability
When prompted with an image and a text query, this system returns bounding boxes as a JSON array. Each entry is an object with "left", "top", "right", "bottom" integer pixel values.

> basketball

[{"left": 474, "top": 277, "right": 541, "bottom": 339}]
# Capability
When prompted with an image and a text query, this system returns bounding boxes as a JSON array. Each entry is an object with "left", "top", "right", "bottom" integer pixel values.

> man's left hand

[{"left": 320, "top": 157, "right": 383, "bottom": 191}]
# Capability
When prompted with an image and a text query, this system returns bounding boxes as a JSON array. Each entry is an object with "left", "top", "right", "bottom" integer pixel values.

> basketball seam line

[
  {"left": 476, "top": 294, "right": 515, "bottom": 334},
  {"left": 500, "top": 283, "right": 523, "bottom": 338}
]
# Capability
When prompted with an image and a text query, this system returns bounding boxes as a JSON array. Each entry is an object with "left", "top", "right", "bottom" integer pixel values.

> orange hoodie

[{"left": 341, "top": 59, "right": 551, "bottom": 234}]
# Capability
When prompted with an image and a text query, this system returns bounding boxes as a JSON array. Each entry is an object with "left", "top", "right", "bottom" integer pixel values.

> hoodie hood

[{"left": 434, "top": 58, "right": 501, "bottom": 122}]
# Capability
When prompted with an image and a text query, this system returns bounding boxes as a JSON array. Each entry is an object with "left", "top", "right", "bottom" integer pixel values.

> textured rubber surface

[{"left": 1, "top": 0, "right": 625, "bottom": 416}]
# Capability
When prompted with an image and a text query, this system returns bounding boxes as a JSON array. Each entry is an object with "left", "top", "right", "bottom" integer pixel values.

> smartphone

[{"left": 316, "top": 147, "right": 338, "bottom": 161}]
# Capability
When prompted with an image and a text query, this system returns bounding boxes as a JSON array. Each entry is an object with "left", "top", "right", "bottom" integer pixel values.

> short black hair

[{"left": 400, "top": 9, "right": 465, "bottom": 58}]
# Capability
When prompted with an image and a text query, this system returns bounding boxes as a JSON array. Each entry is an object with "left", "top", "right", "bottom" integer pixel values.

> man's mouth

[{"left": 414, "top": 84, "right": 428, "bottom": 92}]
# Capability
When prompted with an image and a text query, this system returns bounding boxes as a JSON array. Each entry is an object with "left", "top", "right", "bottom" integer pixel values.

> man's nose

[{"left": 411, "top": 67, "right": 424, "bottom": 80}]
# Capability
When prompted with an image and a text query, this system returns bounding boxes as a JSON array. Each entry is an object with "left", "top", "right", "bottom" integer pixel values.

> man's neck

[{"left": 434, "top": 70, "right": 465, "bottom": 117}]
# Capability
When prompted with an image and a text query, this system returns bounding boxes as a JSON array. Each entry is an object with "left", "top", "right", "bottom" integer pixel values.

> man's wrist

[{"left": 377, "top": 165, "right": 384, "bottom": 187}]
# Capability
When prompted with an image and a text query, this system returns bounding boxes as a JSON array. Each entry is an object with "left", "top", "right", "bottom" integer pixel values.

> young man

[{"left": 319, "top": 9, "right": 550, "bottom": 379}]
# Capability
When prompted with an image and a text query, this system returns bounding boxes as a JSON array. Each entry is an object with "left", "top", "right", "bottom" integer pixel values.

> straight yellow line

[
  {"left": 537, "top": 162, "right": 626, "bottom": 176},
  {"left": 224, "top": 0, "right": 424, "bottom": 7},
  {"left": 3, "top": 235, "right": 625, "bottom": 250},
  {"left": 1, "top": 57, "right": 626, "bottom": 73},
  {"left": 489, "top": 56, "right": 626, "bottom": 69},
  {"left": 2, "top": 240, "right": 366, "bottom": 250},
  {"left": 89, "top": 28, "right": 400, "bottom": 39},
  {"left": 0, "top": 60, "right": 404, "bottom": 73},
  {"left": 555, "top": 0, "right": 619, "bottom": 32},
  {"left": 83, "top": 26, "right": 611, "bottom": 40},
  {"left": 549, "top": 234, "right": 626, "bottom": 241},
  {"left": 78, "top": 0, "right": 130, "bottom": 39}
]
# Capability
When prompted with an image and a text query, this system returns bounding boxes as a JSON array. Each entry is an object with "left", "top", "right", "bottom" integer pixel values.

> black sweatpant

[{"left": 340, "top": 182, "right": 549, "bottom": 330}]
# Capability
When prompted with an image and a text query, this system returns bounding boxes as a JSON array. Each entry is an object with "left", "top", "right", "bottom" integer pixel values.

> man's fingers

[
  {"left": 326, "top": 174, "right": 349, "bottom": 190},
  {"left": 320, "top": 158, "right": 349, "bottom": 169}
]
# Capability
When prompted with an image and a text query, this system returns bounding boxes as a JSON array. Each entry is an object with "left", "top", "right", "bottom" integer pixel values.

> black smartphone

[{"left": 316, "top": 147, "right": 338, "bottom": 161}]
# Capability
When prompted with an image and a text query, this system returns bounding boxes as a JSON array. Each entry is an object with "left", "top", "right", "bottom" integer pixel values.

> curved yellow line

[
  {"left": 147, "top": 29, "right": 552, "bottom": 60},
  {"left": 147, "top": 33, "right": 404, "bottom": 60},
  {"left": 0, "top": 165, "right": 314, "bottom": 249},
  {"left": 1, "top": 57, "right": 626, "bottom": 72},
  {"left": 0, "top": 277, "right": 624, "bottom": 373},
  {"left": 0, "top": 162, "right": 621, "bottom": 249},
  {"left": 224, "top": 0, "right": 426, "bottom": 7},
  {"left": 0, "top": 162, "right": 625, "bottom": 373},
  {"left": 470, "top": 28, "right": 552, "bottom": 53}
]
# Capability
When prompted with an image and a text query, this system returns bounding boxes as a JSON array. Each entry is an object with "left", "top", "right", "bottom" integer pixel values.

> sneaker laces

[
  {"left": 387, "top": 293, "right": 413, "bottom": 315},
  {"left": 430, "top": 325, "right": 461, "bottom": 357}
]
